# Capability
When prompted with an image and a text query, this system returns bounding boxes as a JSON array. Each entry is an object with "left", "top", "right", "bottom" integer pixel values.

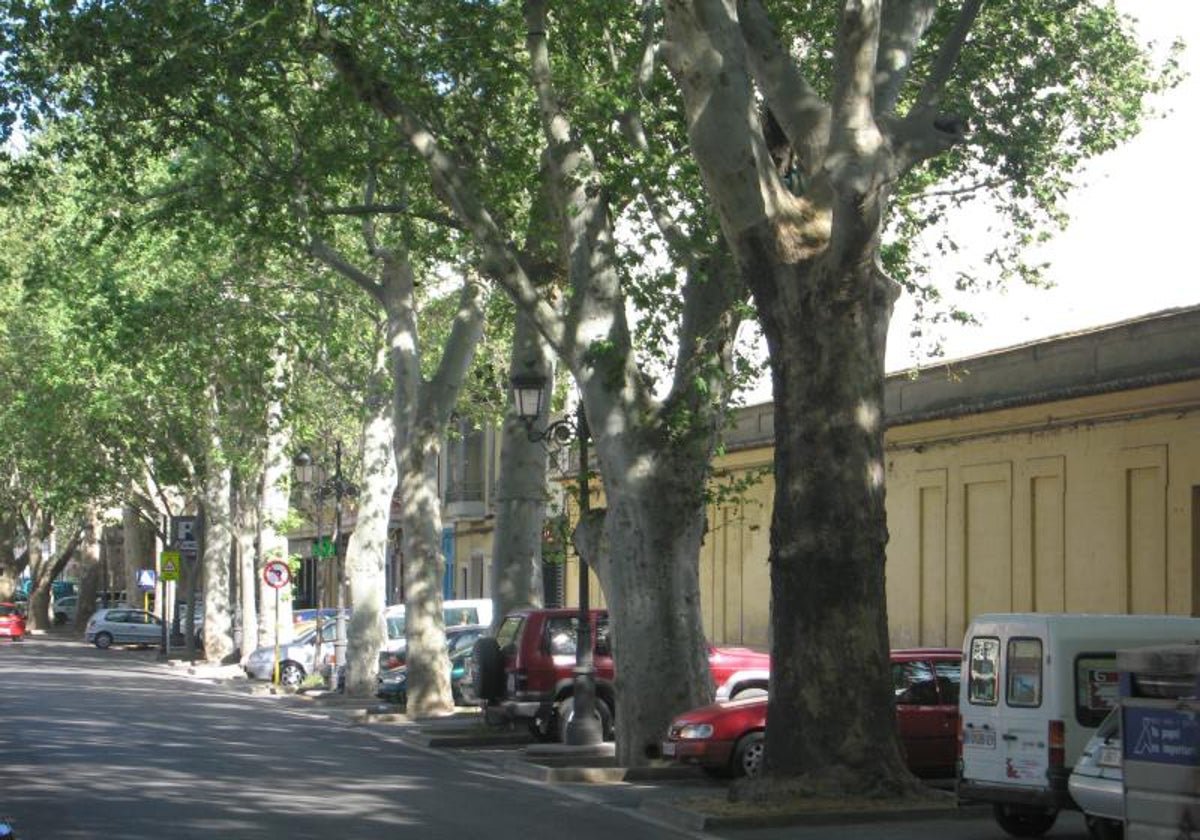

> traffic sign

[
  {"left": 160, "top": 551, "right": 181, "bottom": 582},
  {"left": 313, "top": 537, "right": 334, "bottom": 559},
  {"left": 137, "top": 569, "right": 157, "bottom": 592},
  {"left": 263, "top": 560, "right": 291, "bottom": 589}
]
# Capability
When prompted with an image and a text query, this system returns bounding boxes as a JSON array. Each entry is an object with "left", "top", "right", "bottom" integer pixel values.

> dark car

[
  {"left": 0, "top": 602, "right": 26, "bottom": 641},
  {"left": 467, "top": 608, "right": 771, "bottom": 742},
  {"left": 662, "top": 648, "right": 961, "bottom": 778},
  {"left": 377, "top": 625, "right": 487, "bottom": 705}
]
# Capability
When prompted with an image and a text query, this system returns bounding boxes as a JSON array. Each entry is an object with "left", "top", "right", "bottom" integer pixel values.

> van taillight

[{"left": 1048, "top": 720, "right": 1065, "bottom": 768}]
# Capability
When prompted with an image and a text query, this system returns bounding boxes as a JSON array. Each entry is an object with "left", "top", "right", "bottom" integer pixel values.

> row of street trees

[{"left": 0, "top": 0, "right": 1176, "bottom": 797}]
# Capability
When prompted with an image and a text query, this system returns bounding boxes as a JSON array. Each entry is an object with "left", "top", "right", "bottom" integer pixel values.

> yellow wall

[{"left": 445, "top": 380, "right": 1200, "bottom": 652}]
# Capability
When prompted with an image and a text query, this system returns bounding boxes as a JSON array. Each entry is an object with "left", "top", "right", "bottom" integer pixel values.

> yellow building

[{"left": 444, "top": 306, "right": 1200, "bottom": 650}]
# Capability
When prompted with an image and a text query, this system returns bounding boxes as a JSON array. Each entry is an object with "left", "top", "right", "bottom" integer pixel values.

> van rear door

[
  {"left": 996, "top": 636, "right": 1050, "bottom": 786},
  {"left": 961, "top": 634, "right": 1004, "bottom": 782}
]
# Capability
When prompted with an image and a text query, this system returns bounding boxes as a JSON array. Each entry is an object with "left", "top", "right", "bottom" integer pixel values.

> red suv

[
  {"left": 467, "top": 607, "right": 770, "bottom": 742},
  {"left": 662, "top": 648, "right": 962, "bottom": 778}
]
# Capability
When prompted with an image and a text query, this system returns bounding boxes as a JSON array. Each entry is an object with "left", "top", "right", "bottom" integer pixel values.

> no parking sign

[{"left": 263, "top": 560, "right": 291, "bottom": 589}]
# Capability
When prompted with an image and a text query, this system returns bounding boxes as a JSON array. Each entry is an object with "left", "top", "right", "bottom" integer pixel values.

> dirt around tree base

[{"left": 676, "top": 778, "right": 954, "bottom": 819}]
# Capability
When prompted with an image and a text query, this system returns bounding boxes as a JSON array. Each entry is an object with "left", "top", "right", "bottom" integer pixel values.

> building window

[{"left": 445, "top": 420, "right": 485, "bottom": 503}]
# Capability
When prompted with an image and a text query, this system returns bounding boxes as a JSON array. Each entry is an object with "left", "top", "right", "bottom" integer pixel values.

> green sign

[
  {"left": 160, "top": 551, "right": 181, "bottom": 581},
  {"left": 313, "top": 537, "right": 335, "bottom": 559}
]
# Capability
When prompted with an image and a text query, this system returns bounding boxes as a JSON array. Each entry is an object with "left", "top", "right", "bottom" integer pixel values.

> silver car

[
  {"left": 85, "top": 608, "right": 164, "bottom": 649},
  {"left": 244, "top": 622, "right": 333, "bottom": 687},
  {"left": 1068, "top": 707, "right": 1123, "bottom": 840}
]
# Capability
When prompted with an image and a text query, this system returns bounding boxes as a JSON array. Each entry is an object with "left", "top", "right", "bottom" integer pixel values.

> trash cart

[{"left": 1118, "top": 643, "right": 1200, "bottom": 839}]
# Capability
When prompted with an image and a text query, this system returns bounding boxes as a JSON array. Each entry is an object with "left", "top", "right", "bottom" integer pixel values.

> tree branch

[
  {"left": 422, "top": 278, "right": 487, "bottom": 426},
  {"left": 306, "top": 16, "right": 566, "bottom": 355},
  {"left": 308, "top": 235, "right": 386, "bottom": 307},
  {"left": 873, "top": 0, "right": 938, "bottom": 115}
]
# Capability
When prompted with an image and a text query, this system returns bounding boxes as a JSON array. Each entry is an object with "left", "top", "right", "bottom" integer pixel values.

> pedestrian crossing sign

[{"left": 160, "top": 551, "right": 181, "bottom": 582}]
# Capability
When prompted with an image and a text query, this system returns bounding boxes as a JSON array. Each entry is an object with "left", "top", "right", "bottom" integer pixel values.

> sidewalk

[{"left": 180, "top": 663, "right": 981, "bottom": 833}]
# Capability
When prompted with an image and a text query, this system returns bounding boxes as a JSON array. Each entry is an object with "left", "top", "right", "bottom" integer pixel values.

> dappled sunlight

[{"left": 855, "top": 399, "right": 880, "bottom": 433}]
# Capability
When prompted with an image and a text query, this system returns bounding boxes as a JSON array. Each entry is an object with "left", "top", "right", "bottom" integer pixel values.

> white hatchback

[
  {"left": 85, "top": 608, "right": 164, "bottom": 649},
  {"left": 1068, "top": 707, "right": 1123, "bottom": 840}
]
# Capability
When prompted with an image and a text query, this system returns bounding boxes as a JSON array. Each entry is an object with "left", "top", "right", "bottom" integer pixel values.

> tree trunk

[
  {"left": 586, "top": 428, "right": 715, "bottom": 764},
  {"left": 490, "top": 312, "right": 554, "bottom": 625},
  {"left": 235, "top": 476, "right": 259, "bottom": 660},
  {"left": 344, "top": 361, "right": 397, "bottom": 697},
  {"left": 201, "top": 462, "right": 235, "bottom": 663},
  {"left": 74, "top": 508, "right": 102, "bottom": 630},
  {"left": 258, "top": 374, "right": 295, "bottom": 652},
  {"left": 122, "top": 505, "right": 155, "bottom": 610},
  {"left": 750, "top": 256, "right": 916, "bottom": 794},
  {"left": 399, "top": 422, "right": 453, "bottom": 716}
]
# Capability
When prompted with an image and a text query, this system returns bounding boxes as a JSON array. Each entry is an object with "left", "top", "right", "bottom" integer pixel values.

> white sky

[{"left": 885, "top": 1, "right": 1200, "bottom": 371}]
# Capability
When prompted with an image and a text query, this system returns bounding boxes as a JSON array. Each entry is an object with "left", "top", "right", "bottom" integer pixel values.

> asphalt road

[{"left": 0, "top": 633, "right": 1095, "bottom": 840}]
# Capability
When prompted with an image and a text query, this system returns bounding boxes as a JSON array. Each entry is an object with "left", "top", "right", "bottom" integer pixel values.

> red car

[
  {"left": 663, "top": 648, "right": 961, "bottom": 778},
  {"left": 468, "top": 608, "right": 770, "bottom": 742},
  {"left": 0, "top": 602, "right": 26, "bottom": 642}
]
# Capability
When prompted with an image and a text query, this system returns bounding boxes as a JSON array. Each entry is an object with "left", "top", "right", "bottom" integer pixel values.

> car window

[
  {"left": 933, "top": 658, "right": 962, "bottom": 705},
  {"left": 892, "top": 660, "right": 939, "bottom": 705},
  {"left": 495, "top": 615, "right": 524, "bottom": 653},
  {"left": 445, "top": 607, "right": 478, "bottom": 626},
  {"left": 968, "top": 637, "right": 1000, "bottom": 705},
  {"left": 106, "top": 610, "right": 129, "bottom": 623},
  {"left": 1006, "top": 638, "right": 1043, "bottom": 707},
  {"left": 449, "top": 629, "right": 482, "bottom": 656},
  {"left": 595, "top": 616, "right": 611, "bottom": 657},
  {"left": 546, "top": 617, "right": 579, "bottom": 656},
  {"left": 0, "top": 604, "right": 16, "bottom": 617},
  {"left": 1075, "top": 653, "right": 1119, "bottom": 727},
  {"left": 386, "top": 617, "right": 405, "bottom": 639}
]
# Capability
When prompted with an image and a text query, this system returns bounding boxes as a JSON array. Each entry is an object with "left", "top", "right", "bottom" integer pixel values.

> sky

[{"left": 884, "top": 1, "right": 1200, "bottom": 372}]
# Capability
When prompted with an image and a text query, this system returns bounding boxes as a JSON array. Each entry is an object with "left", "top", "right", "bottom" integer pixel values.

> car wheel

[
  {"left": 1085, "top": 816, "right": 1124, "bottom": 840},
  {"left": 279, "top": 661, "right": 305, "bottom": 688},
  {"left": 993, "top": 804, "right": 1058, "bottom": 837},
  {"left": 555, "top": 695, "right": 614, "bottom": 743},
  {"left": 471, "top": 637, "right": 505, "bottom": 703},
  {"left": 731, "top": 731, "right": 765, "bottom": 778},
  {"left": 94, "top": 632, "right": 113, "bottom": 650}
]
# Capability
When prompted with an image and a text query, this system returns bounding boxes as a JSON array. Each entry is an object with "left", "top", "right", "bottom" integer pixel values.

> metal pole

[
  {"left": 272, "top": 586, "right": 281, "bottom": 685},
  {"left": 332, "top": 439, "right": 347, "bottom": 689},
  {"left": 566, "top": 403, "right": 602, "bottom": 745},
  {"left": 313, "top": 472, "right": 325, "bottom": 667}
]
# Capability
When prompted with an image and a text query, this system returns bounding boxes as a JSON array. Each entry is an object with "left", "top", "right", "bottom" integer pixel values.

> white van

[
  {"left": 958, "top": 613, "right": 1200, "bottom": 837},
  {"left": 384, "top": 598, "right": 494, "bottom": 632}
]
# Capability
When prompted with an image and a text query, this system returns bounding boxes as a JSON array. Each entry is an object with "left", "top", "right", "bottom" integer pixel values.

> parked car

[
  {"left": 662, "top": 648, "right": 961, "bottom": 778},
  {"left": 466, "top": 607, "right": 771, "bottom": 742},
  {"left": 244, "top": 621, "right": 335, "bottom": 687},
  {"left": 53, "top": 595, "right": 78, "bottom": 626},
  {"left": 377, "top": 625, "right": 488, "bottom": 705},
  {"left": 85, "top": 608, "right": 164, "bottom": 649},
  {"left": 1068, "top": 707, "right": 1123, "bottom": 840},
  {"left": 958, "top": 613, "right": 1200, "bottom": 838},
  {"left": 0, "top": 602, "right": 26, "bottom": 641}
]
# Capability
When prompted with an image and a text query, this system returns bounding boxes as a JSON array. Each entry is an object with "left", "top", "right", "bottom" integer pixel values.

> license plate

[
  {"left": 965, "top": 729, "right": 996, "bottom": 749},
  {"left": 1099, "top": 745, "right": 1121, "bottom": 767},
  {"left": 661, "top": 741, "right": 677, "bottom": 757}
]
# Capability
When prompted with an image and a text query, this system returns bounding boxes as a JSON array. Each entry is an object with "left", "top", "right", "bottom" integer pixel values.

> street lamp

[{"left": 510, "top": 373, "right": 603, "bottom": 746}]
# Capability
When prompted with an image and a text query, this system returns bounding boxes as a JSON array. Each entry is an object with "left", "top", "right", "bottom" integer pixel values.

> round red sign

[{"left": 263, "top": 560, "right": 291, "bottom": 589}]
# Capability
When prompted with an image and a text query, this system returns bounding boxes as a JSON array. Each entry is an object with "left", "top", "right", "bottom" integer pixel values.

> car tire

[
  {"left": 993, "top": 804, "right": 1058, "bottom": 837},
  {"left": 555, "top": 695, "right": 614, "bottom": 743},
  {"left": 279, "top": 661, "right": 305, "bottom": 688},
  {"left": 1085, "top": 816, "right": 1123, "bottom": 840},
  {"left": 472, "top": 637, "right": 505, "bottom": 703},
  {"left": 94, "top": 632, "right": 113, "bottom": 650},
  {"left": 731, "top": 731, "right": 765, "bottom": 778}
]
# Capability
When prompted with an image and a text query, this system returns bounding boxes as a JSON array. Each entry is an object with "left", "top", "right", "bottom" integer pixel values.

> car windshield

[{"left": 0, "top": 604, "right": 16, "bottom": 616}]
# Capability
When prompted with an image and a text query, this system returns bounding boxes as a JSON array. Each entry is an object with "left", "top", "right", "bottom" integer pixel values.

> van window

[
  {"left": 1075, "top": 653, "right": 1119, "bottom": 727},
  {"left": 445, "top": 607, "right": 478, "bottom": 626},
  {"left": 547, "top": 616, "right": 579, "bottom": 656},
  {"left": 1006, "top": 638, "right": 1043, "bottom": 707},
  {"left": 968, "top": 637, "right": 1000, "bottom": 705}
]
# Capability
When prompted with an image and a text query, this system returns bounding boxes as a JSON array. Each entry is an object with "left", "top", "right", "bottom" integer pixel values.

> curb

[
  {"left": 505, "top": 759, "right": 706, "bottom": 784},
  {"left": 637, "top": 799, "right": 988, "bottom": 831}
]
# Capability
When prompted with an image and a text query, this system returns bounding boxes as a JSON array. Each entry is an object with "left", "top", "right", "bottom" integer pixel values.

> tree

[{"left": 661, "top": 0, "right": 1173, "bottom": 795}]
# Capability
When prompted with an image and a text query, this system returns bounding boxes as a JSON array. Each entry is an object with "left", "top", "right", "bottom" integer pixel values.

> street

[{"left": 1, "top": 634, "right": 1094, "bottom": 840}]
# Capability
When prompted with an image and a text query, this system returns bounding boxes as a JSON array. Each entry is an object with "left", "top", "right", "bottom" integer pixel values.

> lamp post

[
  {"left": 511, "top": 374, "right": 603, "bottom": 746},
  {"left": 294, "top": 440, "right": 357, "bottom": 689}
]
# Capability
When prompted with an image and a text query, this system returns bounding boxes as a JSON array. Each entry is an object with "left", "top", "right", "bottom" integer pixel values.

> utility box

[{"left": 1119, "top": 643, "right": 1200, "bottom": 839}]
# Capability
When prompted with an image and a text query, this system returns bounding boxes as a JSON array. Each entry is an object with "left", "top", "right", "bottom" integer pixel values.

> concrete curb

[
  {"left": 638, "top": 799, "right": 988, "bottom": 831},
  {"left": 505, "top": 759, "right": 706, "bottom": 784}
]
